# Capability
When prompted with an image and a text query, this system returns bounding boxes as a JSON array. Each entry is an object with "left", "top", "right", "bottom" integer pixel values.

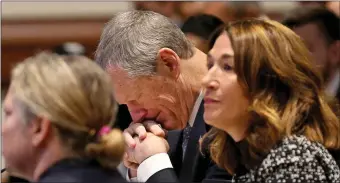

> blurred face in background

[
  {"left": 293, "top": 23, "right": 338, "bottom": 82},
  {"left": 2, "top": 89, "right": 35, "bottom": 178},
  {"left": 185, "top": 33, "right": 209, "bottom": 53}
]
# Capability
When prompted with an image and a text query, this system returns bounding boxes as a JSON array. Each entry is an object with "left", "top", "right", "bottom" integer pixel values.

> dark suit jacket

[
  {"left": 37, "top": 158, "right": 126, "bottom": 183},
  {"left": 147, "top": 102, "right": 231, "bottom": 182}
]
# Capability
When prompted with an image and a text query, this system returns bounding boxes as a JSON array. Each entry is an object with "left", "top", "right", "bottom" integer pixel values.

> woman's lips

[{"left": 203, "top": 97, "right": 220, "bottom": 104}]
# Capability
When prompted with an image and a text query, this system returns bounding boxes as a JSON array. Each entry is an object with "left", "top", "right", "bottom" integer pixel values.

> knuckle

[
  {"left": 136, "top": 125, "right": 145, "bottom": 130},
  {"left": 123, "top": 134, "right": 131, "bottom": 140},
  {"left": 144, "top": 120, "right": 156, "bottom": 125},
  {"left": 129, "top": 122, "right": 139, "bottom": 128}
]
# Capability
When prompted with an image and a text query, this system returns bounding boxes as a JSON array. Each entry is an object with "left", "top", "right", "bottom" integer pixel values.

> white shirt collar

[
  {"left": 325, "top": 70, "right": 340, "bottom": 97},
  {"left": 188, "top": 90, "right": 204, "bottom": 127}
]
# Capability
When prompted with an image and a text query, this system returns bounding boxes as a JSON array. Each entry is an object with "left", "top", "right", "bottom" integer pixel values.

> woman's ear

[
  {"left": 156, "top": 48, "right": 181, "bottom": 79},
  {"left": 30, "top": 116, "right": 53, "bottom": 147}
]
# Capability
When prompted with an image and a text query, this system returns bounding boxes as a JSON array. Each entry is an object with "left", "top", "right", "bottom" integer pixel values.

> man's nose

[{"left": 127, "top": 102, "right": 147, "bottom": 122}]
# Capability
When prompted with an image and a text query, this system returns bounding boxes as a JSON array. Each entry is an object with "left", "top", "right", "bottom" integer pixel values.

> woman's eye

[{"left": 223, "top": 64, "right": 233, "bottom": 71}]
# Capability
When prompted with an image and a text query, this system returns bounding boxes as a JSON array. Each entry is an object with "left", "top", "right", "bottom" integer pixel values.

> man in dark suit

[
  {"left": 95, "top": 10, "right": 231, "bottom": 182},
  {"left": 282, "top": 6, "right": 340, "bottom": 102}
]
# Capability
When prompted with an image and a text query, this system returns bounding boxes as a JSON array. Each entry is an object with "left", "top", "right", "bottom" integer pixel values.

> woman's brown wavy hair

[{"left": 201, "top": 19, "right": 340, "bottom": 174}]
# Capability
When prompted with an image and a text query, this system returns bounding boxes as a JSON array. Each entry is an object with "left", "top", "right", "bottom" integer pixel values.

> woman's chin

[{"left": 203, "top": 113, "right": 217, "bottom": 126}]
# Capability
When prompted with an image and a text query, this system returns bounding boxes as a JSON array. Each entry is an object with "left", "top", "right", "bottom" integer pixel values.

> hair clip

[{"left": 99, "top": 125, "right": 111, "bottom": 136}]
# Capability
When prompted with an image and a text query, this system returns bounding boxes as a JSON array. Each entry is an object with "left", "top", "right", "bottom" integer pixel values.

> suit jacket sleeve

[
  {"left": 146, "top": 168, "right": 179, "bottom": 183},
  {"left": 146, "top": 162, "right": 231, "bottom": 183}
]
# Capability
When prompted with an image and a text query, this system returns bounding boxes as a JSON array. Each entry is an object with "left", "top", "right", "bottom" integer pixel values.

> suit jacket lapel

[
  {"left": 179, "top": 101, "right": 207, "bottom": 182},
  {"left": 167, "top": 129, "right": 183, "bottom": 176}
]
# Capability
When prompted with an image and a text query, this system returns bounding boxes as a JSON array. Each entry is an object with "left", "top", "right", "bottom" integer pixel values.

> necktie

[{"left": 182, "top": 125, "right": 192, "bottom": 161}]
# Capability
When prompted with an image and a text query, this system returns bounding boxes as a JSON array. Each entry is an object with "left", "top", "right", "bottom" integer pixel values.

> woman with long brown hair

[{"left": 202, "top": 19, "right": 340, "bottom": 182}]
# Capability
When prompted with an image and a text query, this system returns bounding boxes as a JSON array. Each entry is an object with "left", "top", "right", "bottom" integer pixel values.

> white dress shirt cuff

[
  {"left": 137, "top": 153, "right": 173, "bottom": 182},
  {"left": 126, "top": 170, "right": 138, "bottom": 182}
]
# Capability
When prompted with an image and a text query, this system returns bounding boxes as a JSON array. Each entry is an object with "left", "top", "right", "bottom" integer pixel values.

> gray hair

[{"left": 95, "top": 10, "right": 194, "bottom": 77}]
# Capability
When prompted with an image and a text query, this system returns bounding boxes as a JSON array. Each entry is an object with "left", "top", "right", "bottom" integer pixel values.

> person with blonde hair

[
  {"left": 1, "top": 52, "right": 126, "bottom": 182},
  {"left": 200, "top": 19, "right": 340, "bottom": 182}
]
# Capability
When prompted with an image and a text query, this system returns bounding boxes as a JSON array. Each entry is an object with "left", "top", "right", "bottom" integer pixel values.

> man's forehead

[
  {"left": 107, "top": 68, "right": 141, "bottom": 103},
  {"left": 111, "top": 81, "right": 135, "bottom": 104},
  {"left": 107, "top": 67, "right": 158, "bottom": 85},
  {"left": 107, "top": 68, "right": 136, "bottom": 87},
  {"left": 107, "top": 67, "right": 131, "bottom": 80}
]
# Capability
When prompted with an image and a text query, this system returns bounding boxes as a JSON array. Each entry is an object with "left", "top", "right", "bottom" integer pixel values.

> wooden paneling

[{"left": 1, "top": 18, "right": 110, "bottom": 86}]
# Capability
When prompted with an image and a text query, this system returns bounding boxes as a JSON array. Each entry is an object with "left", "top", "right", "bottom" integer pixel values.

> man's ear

[
  {"left": 29, "top": 116, "right": 53, "bottom": 147},
  {"left": 156, "top": 48, "right": 181, "bottom": 79},
  {"left": 328, "top": 40, "right": 340, "bottom": 67}
]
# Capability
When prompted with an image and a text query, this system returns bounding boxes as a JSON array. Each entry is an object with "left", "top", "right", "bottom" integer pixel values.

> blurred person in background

[
  {"left": 298, "top": 1, "right": 327, "bottom": 7},
  {"left": 134, "top": 1, "right": 267, "bottom": 27},
  {"left": 53, "top": 42, "right": 86, "bottom": 56},
  {"left": 282, "top": 6, "right": 340, "bottom": 102},
  {"left": 202, "top": 2, "right": 265, "bottom": 22},
  {"left": 134, "top": 1, "right": 182, "bottom": 26},
  {"left": 298, "top": 1, "right": 340, "bottom": 17},
  {"left": 201, "top": 19, "right": 340, "bottom": 182},
  {"left": 96, "top": 10, "right": 231, "bottom": 182},
  {"left": 227, "top": 2, "right": 264, "bottom": 20},
  {"left": 176, "top": 2, "right": 207, "bottom": 24},
  {"left": 2, "top": 52, "right": 126, "bottom": 182},
  {"left": 181, "top": 14, "right": 224, "bottom": 53},
  {"left": 201, "top": 2, "right": 234, "bottom": 23},
  {"left": 325, "top": 1, "right": 340, "bottom": 17},
  {"left": 134, "top": 1, "right": 176, "bottom": 18},
  {"left": 1, "top": 42, "right": 88, "bottom": 183}
]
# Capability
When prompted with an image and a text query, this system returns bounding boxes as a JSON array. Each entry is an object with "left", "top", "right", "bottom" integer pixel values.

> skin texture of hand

[
  {"left": 123, "top": 120, "right": 166, "bottom": 148},
  {"left": 123, "top": 120, "right": 168, "bottom": 178},
  {"left": 132, "top": 132, "right": 170, "bottom": 164}
]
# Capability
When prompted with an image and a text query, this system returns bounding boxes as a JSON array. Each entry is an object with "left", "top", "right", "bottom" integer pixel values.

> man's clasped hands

[{"left": 122, "top": 113, "right": 170, "bottom": 177}]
